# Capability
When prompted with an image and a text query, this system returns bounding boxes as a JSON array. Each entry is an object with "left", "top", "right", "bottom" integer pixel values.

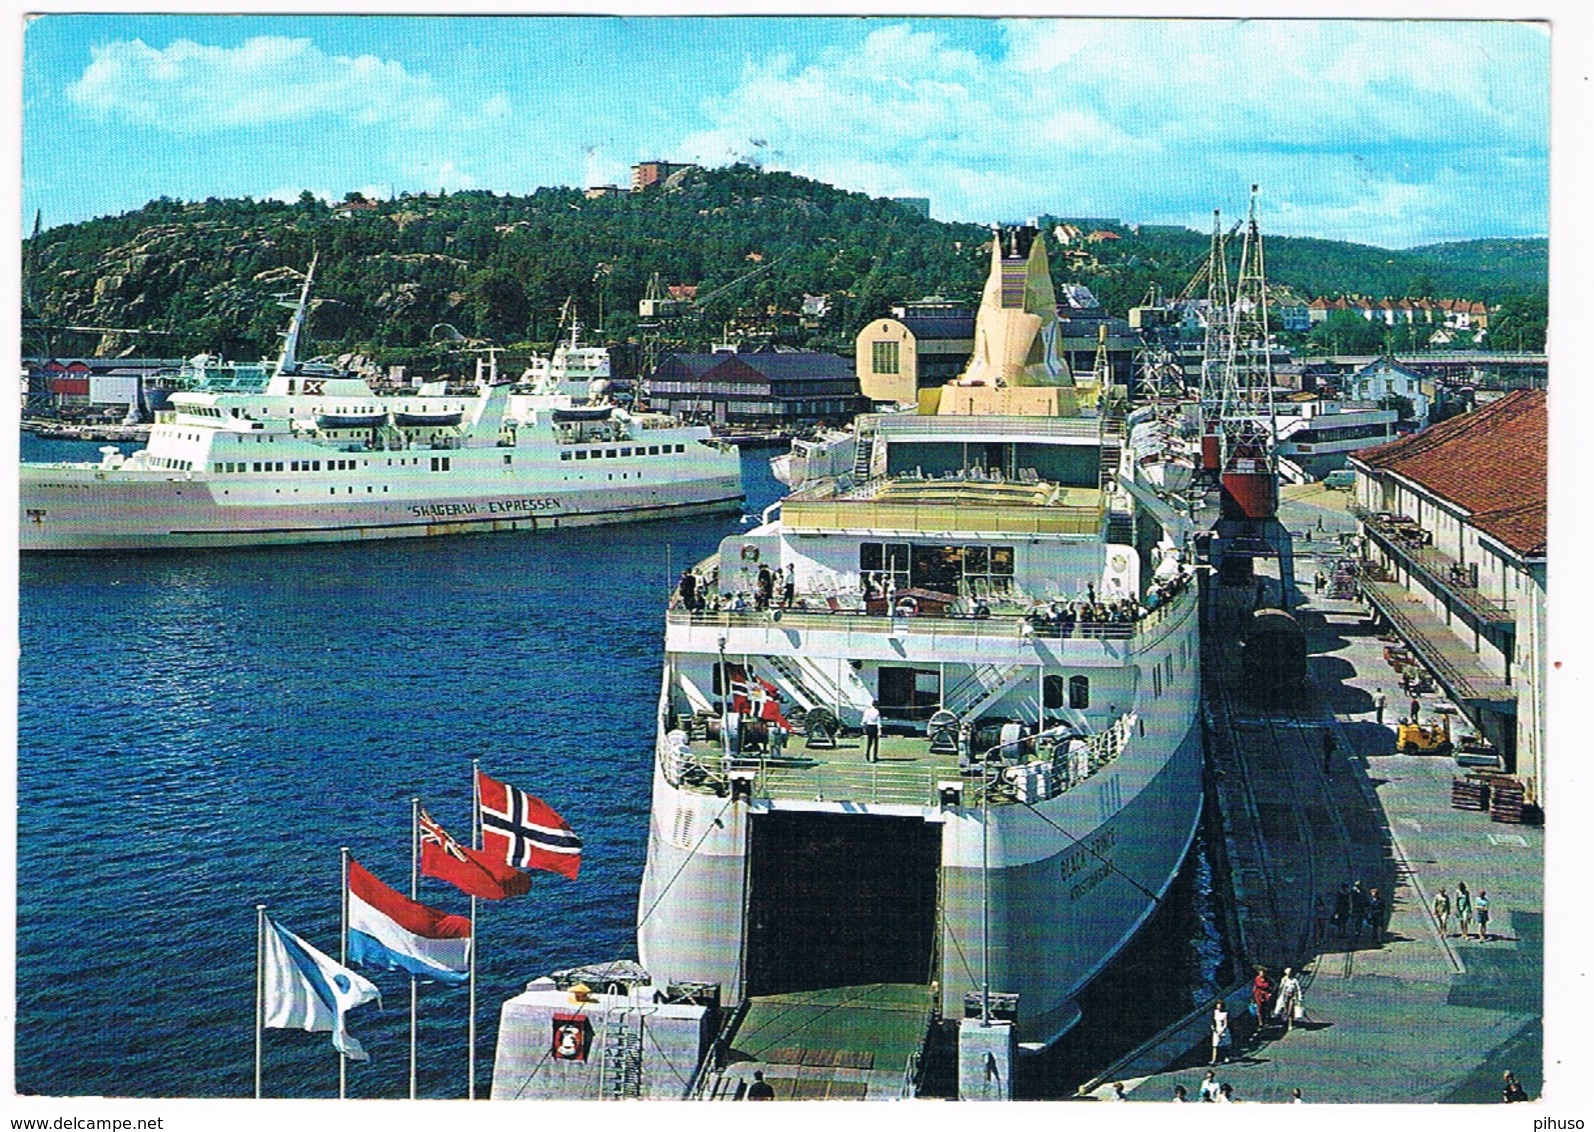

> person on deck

[{"left": 862, "top": 700, "right": 882, "bottom": 763}]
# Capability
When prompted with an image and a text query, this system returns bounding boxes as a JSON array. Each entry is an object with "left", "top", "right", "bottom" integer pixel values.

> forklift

[{"left": 1396, "top": 704, "right": 1453, "bottom": 755}]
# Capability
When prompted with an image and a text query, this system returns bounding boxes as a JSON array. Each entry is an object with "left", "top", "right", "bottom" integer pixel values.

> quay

[{"left": 1079, "top": 484, "right": 1543, "bottom": 1103}]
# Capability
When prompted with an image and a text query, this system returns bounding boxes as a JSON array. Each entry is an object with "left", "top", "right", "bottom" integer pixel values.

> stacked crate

[
  {"left": 1450, "top": 776, "right": 1490, "bottom": 811},
  {"left": 1489, "top": 778, "right": 1527, "bottom": 824}
]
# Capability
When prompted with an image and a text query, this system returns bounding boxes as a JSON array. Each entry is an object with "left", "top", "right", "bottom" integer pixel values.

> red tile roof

[{"left": 1352, "top": 390, "right": 1546, "bottom": 557}]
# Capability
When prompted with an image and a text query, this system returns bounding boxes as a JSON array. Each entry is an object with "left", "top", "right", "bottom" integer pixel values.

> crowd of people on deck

[{"left": 672, "top": 560, "right": 1192, "bottom": 627}]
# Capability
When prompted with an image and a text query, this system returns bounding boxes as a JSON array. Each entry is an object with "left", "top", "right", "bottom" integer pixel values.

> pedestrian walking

[
  {"left": 1321, "top": 730, "right": 1335, "bottom": 776},
  {"left": 1454, "top": 881, "right": 1474, "bottom": 939},
  {"left": 1502, "top": 1071, "right": 1528, "bottom": 1102},
  {"left": 1374, "top": 689, "right": 1386, "bottom": 725},
  {"left": 1364, "top": 888, "right": 1385, "bottom": 945},
  {"left": 1109, "top": 1081, "right": 1128, "bottom": 1101},
  {"left": 1273, "top": 968, "right": 1302, "bottom": 1033},
  {"left": 1250, "top": 967, "right": 1274, "bottom": 1040},
  {"left": 1209, "top": 1001, "right": 1231, "bottom": 1064},
  {"left": 1199, "top": 1070, "right": 1220, "bottom": 1102},
  {"left": 746, "top": 1069, "right": 775, "bottom": 1100},
  {"left": 1312, "top": 895, "right": 1329, "bottom": 944},
  {"left": 782, "top": 562, "right": 796, "bottom": 608},
  {"left": 1476, "top": 891, "right": 1491, "bottom": 941},
  {"left": 1348, "top": 881, "right": 1365, "bottom": 942},
  {"left": 1409, "top": 695, "right": 1420, "bottom": 724},
  {"left": 1217, "top": 1083, "right": 1236, "bottom": 1103},
  {"left": 861, "top": 700, "right": 882, "bottom": 762},
  {"left": 1292, "top": 1087, "right": 1305, "bottom": 1103},
  {"left": 1432, "top": 886, "right": 1451, "bottom": 936}
]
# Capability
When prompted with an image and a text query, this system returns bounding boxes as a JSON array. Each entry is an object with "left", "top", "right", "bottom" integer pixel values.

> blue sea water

[{"left": 17, "top": 439, "right": 785, "bottom": 1099}]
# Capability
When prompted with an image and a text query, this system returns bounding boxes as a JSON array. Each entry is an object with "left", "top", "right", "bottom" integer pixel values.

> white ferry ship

[
  {"left": 20, "top": 264, "right": 742, "bottom": 552},
  {"left": 491, "top": 227, "right": 1203, "bottom": 1101}
]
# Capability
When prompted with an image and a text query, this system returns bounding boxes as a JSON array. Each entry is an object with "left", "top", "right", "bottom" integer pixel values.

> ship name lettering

[
  {"left": 487, "top": 497, "right": 562, "bottom": 514},
  {"left": 1058, "top": 828, "right": 1117, "bottom": 883},
  {"left": 410, "top": 502, "right": 480, "bottom": 519}
]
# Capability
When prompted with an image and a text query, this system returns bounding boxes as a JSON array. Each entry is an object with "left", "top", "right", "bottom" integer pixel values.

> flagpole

[
  {"left": 340, "top": 845, "right": 350, "bottom": 1100},
  {"left": 255, "top": 903, "right": 266, "bottom": 1100},
  {"left": 410, "top": 796, "right": 420, "bottom": 1101},
  {"left": 469, "top": 758, "right": 480, "bottom": 1101}
]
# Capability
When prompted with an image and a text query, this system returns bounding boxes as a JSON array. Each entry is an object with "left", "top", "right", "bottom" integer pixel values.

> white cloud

[
  {"left": 67, "top": 35, "right": 453, "bottom": 133},
  {"left": 668, "top": 18, "right": 1547, "bottom": 246}
]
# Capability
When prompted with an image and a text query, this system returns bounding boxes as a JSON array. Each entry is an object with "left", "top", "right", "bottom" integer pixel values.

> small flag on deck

[
  {"left": 419, "top": 807, "right": 530, "bottom": 900},
  {"left": 727, "top": 663, "right": 790, "bottom": 727},
  {"left": 477, "top": 770, "right": 582, "bottom": 881},
  {"left": 347, "top": 858, "right": 471, "bottom": 985},
  {"left": 262, "top": 916, "right": 381, "bottom": 1061}
]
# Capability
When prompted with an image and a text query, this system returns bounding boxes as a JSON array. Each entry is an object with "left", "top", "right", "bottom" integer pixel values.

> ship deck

[{"left": 680, "top": 731, "right": 970, "bottom": 807}]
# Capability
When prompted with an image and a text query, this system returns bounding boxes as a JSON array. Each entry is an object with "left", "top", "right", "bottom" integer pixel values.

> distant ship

[{"left": 20, "top": 261, "right": 743, "bottom": 552}]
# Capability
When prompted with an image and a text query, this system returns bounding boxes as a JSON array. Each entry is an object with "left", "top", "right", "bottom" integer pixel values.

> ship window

[
  {"left": 275, "top": 462, "right": 283, "bottom": 471},
  {"left": 575, "top": 450, "right": 587, "bottom": 460},
  {"left": 504, "top": 455, "right": 513, "bottom": 465},
  {"left": 606, "top": 449, "right": 617, "bottom": 458},
  {"left": 621, "top": 448, "right": 632, "bottom": 457},
  {"left": 313, "top": 461, "right": 321, "bottom": 471},
  {"left": 649, "top": 446, "right": 659, "bottom": 455},
  {"left": 677, "top": 444, "right": 686, "bottom": 453},
  {"left": 860, "top": 542, "right": 911, "bottom": 591},
  {"left": 291, "top": 461, "right": 300, "bottom": 471},
  {"left": 1044, "top": 674, "right": 1065, "bottom": 710},
  {"left": 1069, "top": 676, "right": 1090, "bottom": 710},
  {"left": 253, "top": 462, "right": 262, "bottom": 472},
  {"left": 1154, "top": 668, "right": 1162, "bottom": 697},
  {"left": 561, "top": 452, "right": 571, "bottom": 461}
]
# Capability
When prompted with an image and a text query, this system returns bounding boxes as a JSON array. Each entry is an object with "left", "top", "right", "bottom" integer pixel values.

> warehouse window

[{"left": 872, "top": 340, "right": 900, "bottom": 375}]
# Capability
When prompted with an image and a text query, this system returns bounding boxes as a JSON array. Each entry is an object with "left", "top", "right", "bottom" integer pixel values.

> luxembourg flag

[{"left": 347, "top": 858, "right": 471, "bottom": 985}]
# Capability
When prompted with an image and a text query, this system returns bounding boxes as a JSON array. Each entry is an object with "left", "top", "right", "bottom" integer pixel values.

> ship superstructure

[{"left": 20, "top": 264, "right": 742, "bottom": 551}]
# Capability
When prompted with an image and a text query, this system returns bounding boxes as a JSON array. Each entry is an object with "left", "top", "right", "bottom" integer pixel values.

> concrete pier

[{"left": 1081, "top": 488, "right": 1543, "bottom": 1103}]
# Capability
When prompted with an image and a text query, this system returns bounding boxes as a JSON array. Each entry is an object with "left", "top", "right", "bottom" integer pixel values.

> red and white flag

[
  {"left": 726, "top": 663, "right": 790, "bottom": 727},
  {"left": 477, "top": 770, "right": 582, "bottom": 881},
  {"left": 418, "top": 806, "right": 530, "bottom": 900}
]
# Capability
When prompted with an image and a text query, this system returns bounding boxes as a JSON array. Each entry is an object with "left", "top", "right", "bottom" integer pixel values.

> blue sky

[{"left": 22, "top": 14, "right": 1548, "bottom": 248}]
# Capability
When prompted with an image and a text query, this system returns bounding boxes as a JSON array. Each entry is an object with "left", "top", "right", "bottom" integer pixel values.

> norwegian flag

[
  {"left": 419, "top": 806, "right": 530, "bottom": 900},
  {"left": 477, "top": 770, "right": 582, "bottom": 881},
  {"left": 726, "top": 663, "right": 790, "bottom": 727}
]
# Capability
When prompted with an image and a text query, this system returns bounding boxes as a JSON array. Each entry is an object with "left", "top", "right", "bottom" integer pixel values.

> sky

[{"left": 20, "top": 13, "right": 1549, "bottom": 249}]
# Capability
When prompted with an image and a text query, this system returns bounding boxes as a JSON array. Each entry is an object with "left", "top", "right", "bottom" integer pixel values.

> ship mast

[{"left": 274, "top": 253, "right": 319, "bottom": 378}]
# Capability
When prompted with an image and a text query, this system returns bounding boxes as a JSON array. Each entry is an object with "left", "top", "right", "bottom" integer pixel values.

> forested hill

[{"left": 23, "top": 164, "right": 1547, "bottom": 363}]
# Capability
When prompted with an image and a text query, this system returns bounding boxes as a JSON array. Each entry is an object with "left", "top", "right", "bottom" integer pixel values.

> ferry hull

[
  {"left": 636, "top": 718, "right": 1203, "bottom": 1049},
  {"left": 20, "top": 466, "right": 743, "bottom": 552}
]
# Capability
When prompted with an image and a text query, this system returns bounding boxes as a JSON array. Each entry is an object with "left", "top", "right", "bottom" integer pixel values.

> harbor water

[{"left": 17, "top": 438, "right": 1226, "bottom": 1098}]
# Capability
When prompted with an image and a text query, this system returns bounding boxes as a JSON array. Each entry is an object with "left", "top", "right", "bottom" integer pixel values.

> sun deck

[{"left": 781, "top": 473, "right": 1105, "bottom": 536}]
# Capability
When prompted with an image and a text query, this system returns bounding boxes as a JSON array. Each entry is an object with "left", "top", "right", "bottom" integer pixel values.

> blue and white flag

[{"left": 262, "top": 916, "right": 382, "bottom": 1061}]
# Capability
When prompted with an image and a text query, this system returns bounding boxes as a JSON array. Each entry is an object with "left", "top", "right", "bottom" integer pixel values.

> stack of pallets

[
  {"left": 1450, "top": 776, "right": 1490, "bottom": 811},
  {"left": 1489, "top": 778, "right": 1527, "bottom": 824}
]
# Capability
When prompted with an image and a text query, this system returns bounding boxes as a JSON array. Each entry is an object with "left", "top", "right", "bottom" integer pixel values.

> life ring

[
  {"left": 740, "top": 544, "right": 760, "bottom": 562},
  {"left": 895, "top": 596, "right": 919, "bottom": 616}
]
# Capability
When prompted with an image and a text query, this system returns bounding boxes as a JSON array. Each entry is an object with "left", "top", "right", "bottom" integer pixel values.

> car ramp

[{"left": 702, "top": 983, "right": 936, "bottom": 1100}]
